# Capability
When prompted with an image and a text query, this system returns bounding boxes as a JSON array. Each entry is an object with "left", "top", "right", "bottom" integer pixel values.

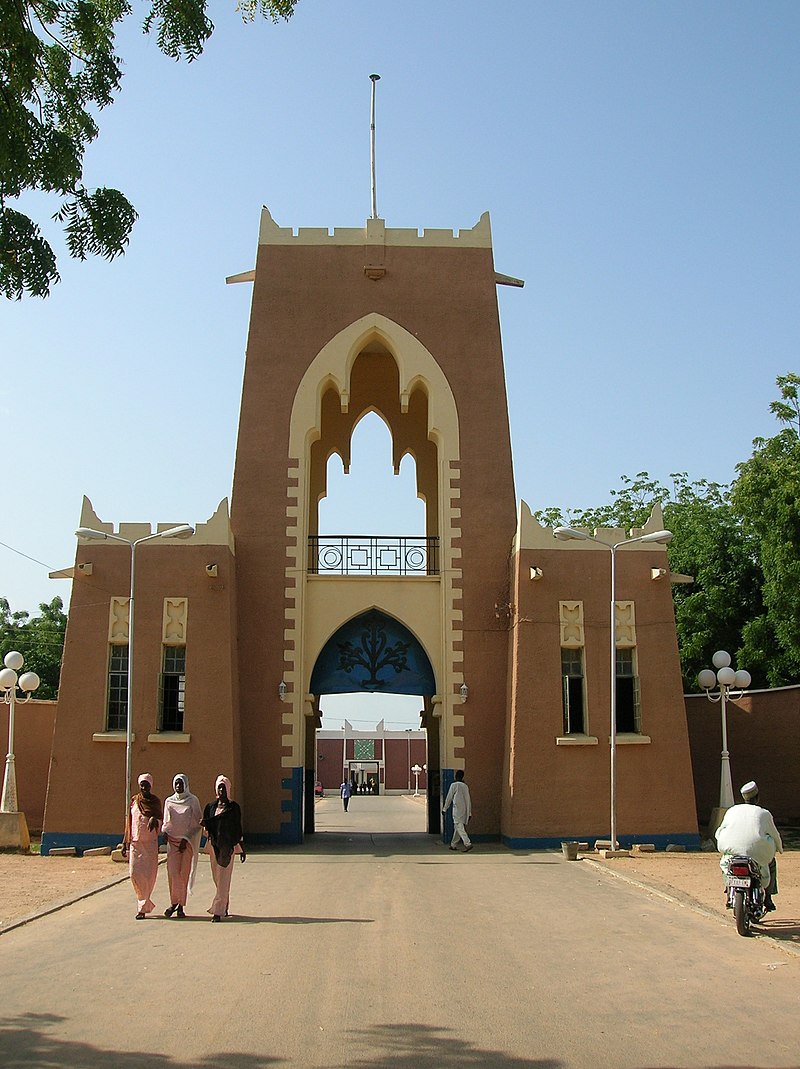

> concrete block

[
  {"left": 594, "top": 839, "right": 613, "bottom": 851},
  {"left": 0, "top": 811, "right": 31, "bottom": 852},
  {"left": 111, "top": 848, "right": 127, "bottom": 863},
  {"left": 49, "top": 847, "right": 77, "bottom": 856},
  {"left": 632, "top": 843, "right": 656, "bottom": 853},
  {"left": 599, "top": 849, "right": 632, "bottom": 858},
  {"left": 83, "top": 846, "right": 112, "bottom": 856},
  {"left": 665, "top": 844, "right": 686, "bottom": 852}
]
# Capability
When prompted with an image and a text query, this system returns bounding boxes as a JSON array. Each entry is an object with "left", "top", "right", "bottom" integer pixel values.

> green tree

[
  {"left": 1, "top": 1, "right": 299, "bottom": 300},
  {"left": 732, "top": 373, "right": 800, "bottom": 686},
  {"left": 0, "top": 596, "right": 67, "bottom": 699}
]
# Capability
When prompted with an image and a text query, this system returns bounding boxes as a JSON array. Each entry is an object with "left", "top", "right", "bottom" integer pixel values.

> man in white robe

[
  {"left": 443, "top": 769, "right": 473, "bottom": 852},
  {"left": 715, "top": 780, "right": 783, "bottom": 910}
]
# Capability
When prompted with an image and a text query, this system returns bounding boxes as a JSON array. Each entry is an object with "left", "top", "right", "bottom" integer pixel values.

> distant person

[
  {"left": 443, "top": 769, "right": 473, "bottom": 852},
  {"left": 122, "top": 773, "right": 162, "bottom": 920},
  {"left": 202, "top": 774, "right": 246, "bottom": 922},
  {"left": 161, "top": 773, "right": 203, "bottom": 918},
  {"left": 340, "top": 779, "right": 352, "bottom": 812},
  {"left": 716, "top": 780, "right": 783, "bottom": 910}
]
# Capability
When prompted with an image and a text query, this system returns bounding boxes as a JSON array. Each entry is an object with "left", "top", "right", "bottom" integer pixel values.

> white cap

[{"left": 740, "top": 780, "right": 758, "bottom": 800}]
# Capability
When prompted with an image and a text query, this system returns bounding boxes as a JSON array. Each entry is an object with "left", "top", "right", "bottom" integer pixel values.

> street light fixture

[
  {"left": 553, "top": 525, "right": 673, "bottom": 849},
  {"left": 75, "top": 523, "right": 195, "bottom": 822},
  {"left": 0, "top": 651, "right": 41, "bottom": 829},
  {"left": 411, "top": 763, "right": 422, "bottom": 797},
  {"left": 697, "top": 651, "right": 751, "bottom": 810}
]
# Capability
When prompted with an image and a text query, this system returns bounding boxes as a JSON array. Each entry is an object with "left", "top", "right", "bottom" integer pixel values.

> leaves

[
  {"left": 1, "top": 1, "right": 299, "bottom": 298},
  {"left": 0, "top": 596, "right": 67, "bottom": 700}
]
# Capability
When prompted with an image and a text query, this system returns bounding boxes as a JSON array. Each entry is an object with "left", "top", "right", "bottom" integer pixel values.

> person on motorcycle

[{"left": 715, "top": 780, "right": 783, "bottom": 911}]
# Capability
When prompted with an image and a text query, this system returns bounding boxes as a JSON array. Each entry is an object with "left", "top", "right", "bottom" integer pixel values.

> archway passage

[
  {"left": 310, "top": 610, "right": 436, "bottom": 697},
  {"left": 307, "top": 611, "right": 439, "bottom": 839}
]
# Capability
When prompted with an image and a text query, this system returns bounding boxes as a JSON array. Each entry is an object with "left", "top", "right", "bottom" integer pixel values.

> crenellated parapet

[
  {"left": 75, "top": 496, "right": 235, "bottom": 551},
  {"left": 257, "top": 206, "right": 493, "bottom": 248},
  {"left": 513, "top": 500, "right": 671, "bottom": 554}
]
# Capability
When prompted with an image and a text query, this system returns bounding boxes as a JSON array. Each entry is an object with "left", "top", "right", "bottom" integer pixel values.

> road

[{"left": 2, "top": 796, "right": 798, "bottom": 1069}]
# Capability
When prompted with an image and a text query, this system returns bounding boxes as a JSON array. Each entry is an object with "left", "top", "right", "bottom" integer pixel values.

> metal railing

[{"left": 308, "top": 535, "right": 439, "bottom": 576}]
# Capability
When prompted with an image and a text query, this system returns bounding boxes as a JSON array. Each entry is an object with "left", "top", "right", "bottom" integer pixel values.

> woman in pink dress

[
  {"left": 122, "top": 773, "right": 162, "bottom": 920},
  {"left": 161, "top": 773, "right": 202, "bottom": 918}
]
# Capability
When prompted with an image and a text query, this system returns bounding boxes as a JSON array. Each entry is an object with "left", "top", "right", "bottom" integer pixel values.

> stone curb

[{"left": 581, "top": 855, "right": 800, "bottom": 960}]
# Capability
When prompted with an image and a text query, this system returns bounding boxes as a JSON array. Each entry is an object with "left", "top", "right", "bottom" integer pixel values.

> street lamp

[
  {"left": 0, "top": 651, "right": 41, "bottom": 823},
  {"left": 697, "top": 651, "right": 751, "bottom": 810},
  {"left": 75, "top": 523, "right": 195, "bottom": 822},
  {"left": 411, "top": 763, "right": 422, "bottom": 797},
  {"left": 553, "top": 525, "right": 673, "bottom": 849}
]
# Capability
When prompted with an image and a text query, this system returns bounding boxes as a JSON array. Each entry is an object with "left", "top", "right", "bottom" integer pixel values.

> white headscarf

[
  {"left": 164, "top": 772, "right": 202, "bottom": 894},
  {"left": 215, "top": 774, "right": 233, "bottom": 801}
]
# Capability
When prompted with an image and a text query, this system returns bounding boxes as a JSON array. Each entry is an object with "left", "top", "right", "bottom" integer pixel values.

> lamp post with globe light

[
  {"left": 553, "top": 526, "right": 673, "bottom": 850},
  {"left": 0, "top": 651, "right": 40, "bottom": 850},
  {"left": 697, "top": 651, "right": 751, "bottom": 812},
  {"left": 411, "top": 763, "right": 422, "bottom": 797},
  {"left": 75, "top": 523, "right": 195, "bottom": 821}
]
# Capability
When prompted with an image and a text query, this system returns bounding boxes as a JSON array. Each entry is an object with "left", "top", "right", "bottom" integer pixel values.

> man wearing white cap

[{"left": 715, "top": 781, "right": 783, "bottom": 911}]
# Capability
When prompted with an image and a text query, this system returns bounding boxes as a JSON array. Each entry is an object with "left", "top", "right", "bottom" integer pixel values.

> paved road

[{"left": 2, "top": 796, "right": 798, "bottom": 1069}]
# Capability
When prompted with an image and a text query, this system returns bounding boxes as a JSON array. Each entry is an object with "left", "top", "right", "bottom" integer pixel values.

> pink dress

[
  {"left": 128, "top": 801, "right": 160, "bottom": 914},
  {"left": 162, "top": 795, "right": 202, "bottom": 908}
]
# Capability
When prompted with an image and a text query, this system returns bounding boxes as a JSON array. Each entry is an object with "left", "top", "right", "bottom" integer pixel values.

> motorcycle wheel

[{"left": 733, "top": 890, "right": 750, "bottom": 936}]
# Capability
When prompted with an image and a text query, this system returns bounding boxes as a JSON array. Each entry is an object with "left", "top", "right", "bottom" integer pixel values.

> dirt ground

[{"left": 1, "top": 846, "right": 798, "bottom": 946}]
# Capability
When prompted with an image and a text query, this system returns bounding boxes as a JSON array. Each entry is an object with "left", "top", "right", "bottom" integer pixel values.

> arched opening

[{"left": 308, "top": 610, "right": 440, "bottom": 838}]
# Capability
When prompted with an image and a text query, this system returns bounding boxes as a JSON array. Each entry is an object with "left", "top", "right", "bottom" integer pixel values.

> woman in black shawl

[{"left": 202, "top": 774, "right": 246, "bottom": 922}]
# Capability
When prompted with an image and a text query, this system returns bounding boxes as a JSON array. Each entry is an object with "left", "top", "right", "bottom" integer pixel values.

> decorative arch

[
  {"left": 310, "top": 609, "right": 436, "bottom": 697},
  {"left": 288, "top": 312, "right": 460, "bottom": 460}
]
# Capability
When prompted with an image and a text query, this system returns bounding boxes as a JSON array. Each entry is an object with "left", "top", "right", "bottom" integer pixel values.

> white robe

[
  {"left": 715, "top": 803, "right": 783, "bottom": 884},
  {"left": 443, "top": 780, "right": 472, "bottom": 824}
]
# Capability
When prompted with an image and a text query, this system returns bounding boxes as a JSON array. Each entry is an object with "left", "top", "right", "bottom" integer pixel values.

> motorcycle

[{"left": 722, "top": 854, "right": 767, "bottom": 936}]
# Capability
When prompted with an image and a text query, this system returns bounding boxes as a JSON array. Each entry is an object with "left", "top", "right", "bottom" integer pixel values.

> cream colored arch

[{"left": 288, "top": 312, "right": 460, "bottom": 459}]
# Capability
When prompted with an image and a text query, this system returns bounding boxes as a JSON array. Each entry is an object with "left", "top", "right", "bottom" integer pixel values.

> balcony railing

[{"left": 308, "top": 535, "right": 440, "bottom": 576}]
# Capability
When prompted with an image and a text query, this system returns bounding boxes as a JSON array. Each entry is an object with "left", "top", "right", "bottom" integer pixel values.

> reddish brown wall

[
  {"left": 685, "top": 687, "right": 800, "bottom": 824},
  {"left": 43, "top": 541, "right": 238, "bottom": 849},
  {"left": 503, "top": 546, "right": 698, "bottom": 844},
  {"left": 0, "top": 699, "right": 56, "bottom": 834}
]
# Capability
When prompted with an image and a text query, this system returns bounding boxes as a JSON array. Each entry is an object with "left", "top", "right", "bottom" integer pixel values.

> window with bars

[
  {"left": 616, "top": 647, "right": 641, "bottom": 733},
  {"left": 561, "top": 647, "right": 586, "bottom": 735},
  {"left": 159, "top": 646, "right": 186, "bottom": 732},
  {"left": 107, "top": 644, "right": 128, "bottom": 731}
]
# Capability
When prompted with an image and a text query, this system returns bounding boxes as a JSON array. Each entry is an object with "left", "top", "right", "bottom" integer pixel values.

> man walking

[
  {"left": 443, "top": 769, "right": 473, "bottom": 852},
  {"left": 340, "top": 779, "right": 352, "bottom": 812}
]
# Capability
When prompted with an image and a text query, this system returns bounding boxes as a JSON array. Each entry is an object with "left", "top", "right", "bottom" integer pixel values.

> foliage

[
  {"left": 731, "top": 373, "right": 800, "bottom": 686},
  {"left": 1, "top": 1, "right": 299, "bottom": 299},
  {"left": 0, "top": 596, "right": 67, "bottom": 699}
]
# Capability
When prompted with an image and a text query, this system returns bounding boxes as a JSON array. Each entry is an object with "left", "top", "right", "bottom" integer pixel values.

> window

[
  {"left": 561, "top": 647, "right": 586, "bottom": 735},
  {"left": 159, "top": 646, "right": 186, "bottom": 732},
  {"left": 107, "top": 644, "right": 128, "bottom": 731},
  {"left": 615, "top": 647, "right": 641, "bottom": 733}
]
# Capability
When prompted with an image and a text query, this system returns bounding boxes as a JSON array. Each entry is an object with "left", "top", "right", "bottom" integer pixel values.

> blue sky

[{"left": 2, "top": 2, "right": 798, "bottom": 727}]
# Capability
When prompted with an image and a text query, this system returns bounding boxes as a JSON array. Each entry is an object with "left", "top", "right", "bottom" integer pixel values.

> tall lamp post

[
  {"left": 697, "top": 651, "right": 751, "bottom": 811},
  {"left": 76, "top": 523, "right": 194, "bottom": 822},
  {"left": 0, "top": 651, "right": 41, "bottom": 843},
  {"left": 553, "top": 526, "right": 673, "bottom": 849}
]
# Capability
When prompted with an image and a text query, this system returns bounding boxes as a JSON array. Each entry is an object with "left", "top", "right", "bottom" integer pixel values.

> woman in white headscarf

[
  {"left": 202, "top": 774, "right": 246, "bottom": 922},
  {"left": 161, "top": 773, "right": 202, "bottom": 918},
  {"left": 122, "top": 773, "right": 162, "bottom": 920}
]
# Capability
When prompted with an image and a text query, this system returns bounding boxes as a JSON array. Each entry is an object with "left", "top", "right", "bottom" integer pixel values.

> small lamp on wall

[
  {"left": 278, "top": 681, "right": 287, "bottom": 701},
  {"left": 460, "top": 683, "right": 469, "bottom": 702}
]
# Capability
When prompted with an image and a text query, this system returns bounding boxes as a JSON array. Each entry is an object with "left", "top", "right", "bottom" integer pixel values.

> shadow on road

[{"left": 0, "top": 1012, "right": 288, "bottom": 1068}]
